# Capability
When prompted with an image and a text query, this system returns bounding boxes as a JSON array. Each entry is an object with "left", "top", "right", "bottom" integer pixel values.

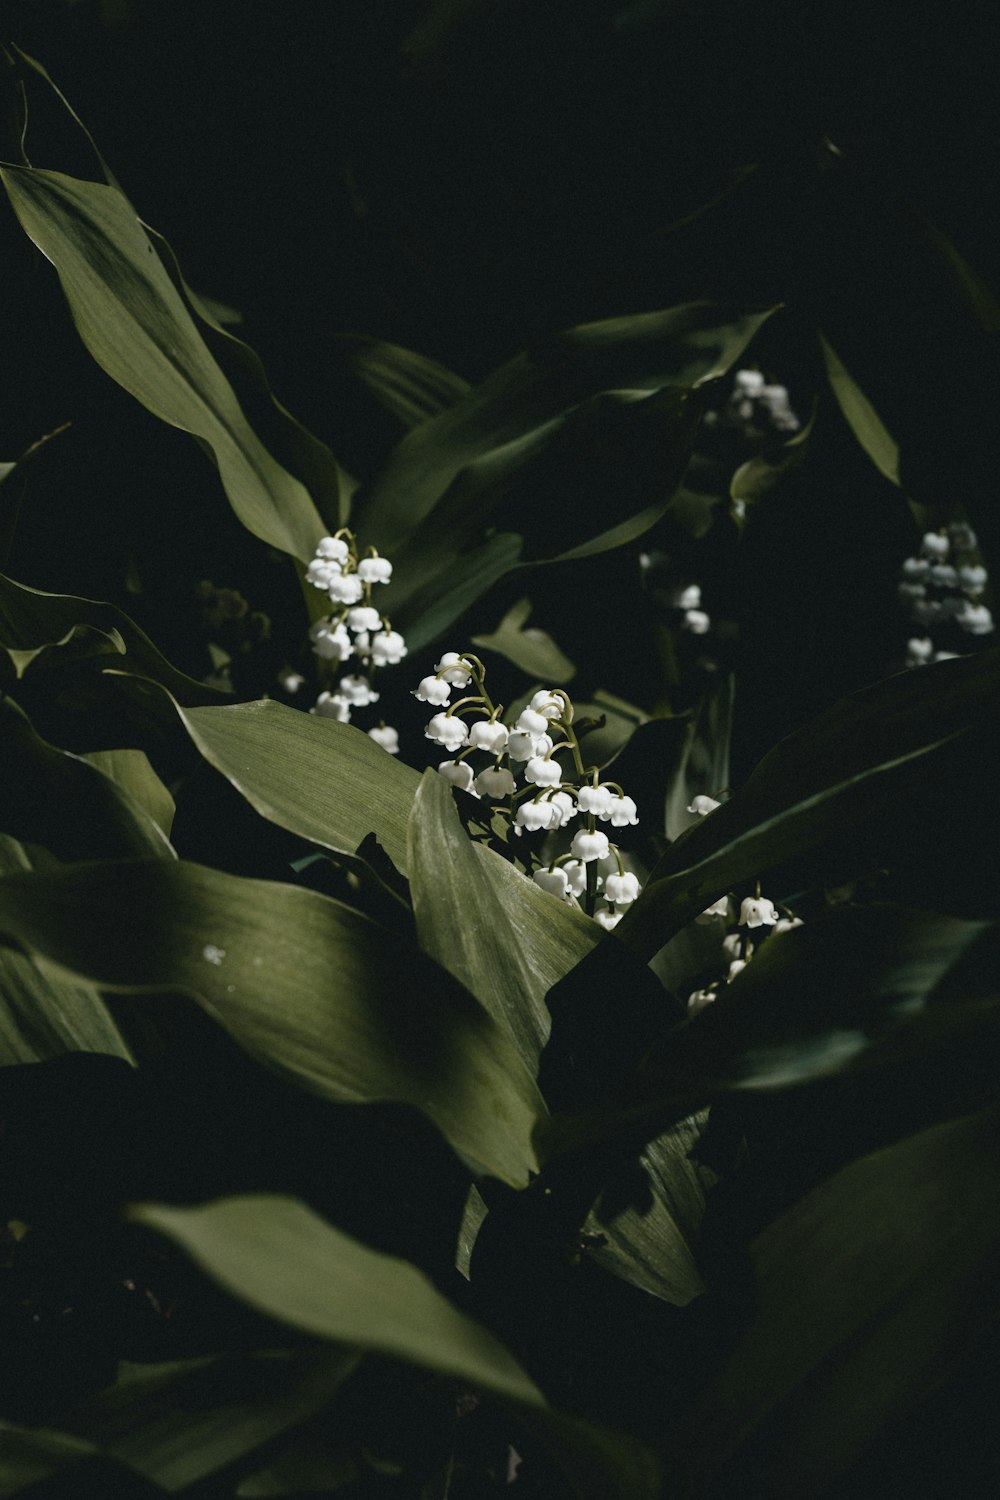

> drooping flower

[
  {"left": 901, "top": 557, "right": 930, "bottom": 580},
  {"left": 682, "top": 609, "right": 711, "bottom": 635},
  {"left": 533, "top": 866, "right": 569, "bottom": 899},
  {"left": 570, "top": 828, "right": 610, "bottom": 863},
  {"left": 561, "top": 859, "right": 588, "bottom": 896},
  {"left": 435, "top": 651, "right": 473, "bottom": 687},
  {"left": 529, "top": 689, "right": 564, "bottom": 720},
  {"left": 337, "top": 675, "right": 379, "bottom": 706},
  {"left": 688, "top": 794, "right": 720, "bottom": 816},
  {"left": 413, "top": 674, "right": 452, "bottom": 705},
  {"left": 956, "top": 603, "right": 994, "bottom": 636},
  {"left": 310, "top": 620, "right": 353, "bottom": 663},
  {"left": 368, "top": 724, "right": 399, "bottom": 754},
  {"left": 306, "top": 558, "right": 337, "bottom": 589},
  {"left": 316, "top": 535, "right": 350, "bottom": 563},
  {"left": 687, "top": 988, "right": 716, "bottom": 1013},
  {"left": 593, "top": 901, "right": 622, "bottom": 931},
  {"left": 311, "top": 691, "right": 351, "bottom": 721},
  {"left": 773, "top": 916, "right": 804, "bottom": 934},
  {"left": 327, "top": 572, "right": 364, "bottom": 606},
  {"left": 605, "top": 794, "right": 639, "bottom": 827},
  {"left": 425, "top": 713, "right": 468, "bottom": 752},
  {"left": 474, "top": 766, "right": 517, "bottom": 799},
  {"left": 695, "top": 895, "right": 730, "bottom": 924},
  {"left": 722, "top": 933, "right": 742, "bottom": 960},
  {"left": 507, "top": 728, "right": 553, "bottom": 761},
  {"left": 673, "top": 584, "right": 702, "bottom": 610},
  {"left": 577, "top": 784, "right": 614, "bottom": 817},
  {"left": 357, "top": 556, "right": 393, "bottom": 584},
  {"left": 921, "top": 531, "right": 949, "bottom": 561},
  {"left": 604, "top": 871, "right": 640, "bottom": 905},
  {"left": 524, "top": 755, "right": 562, "bottom": 787},
  {"left": 544, "top": 790, "right": 576, "bottom": 828},
  {"left": 513, "top": 799, "right": 556, "bottom": 835},
  {"left": 347, "top": 605, "right": 382, "bottom": 633},
  {"left": 959, "top": 564, "right": 988, "bottom": 593},
  {"left": 516, "top": 707, "right": 550, "bottom": 737},
  {"left": 371, "top": 629, "right": 407, "bottom": 665},
  {"left": 467, "top": 719, "right": 510, "bottom": 755},
  {"left": 739, "top": 896, "right": 780, "bottom": 928},
  {"left": 727, "top": 958, "right": 748, "bottom": 981},
  {"left": 906, "top": 637, "right": 934, "bottom": 667},
  {"left": 437, "top": 759, "right": 476, "bottom": 792}
]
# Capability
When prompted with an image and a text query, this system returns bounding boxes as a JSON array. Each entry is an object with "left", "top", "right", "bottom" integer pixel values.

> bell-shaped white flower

[
  {"left": 371, "top": 629, "right": 407, "bottom": 665},
  {"left": 368, "top": 724, "right": 399, "bottom": 754},
  {"left": 682, "top": 609, "right": 711, "bottom": 635},
  {"left": 357, "top": 556, "right": 392, "bottom": 584},
  {"left": 438, "top": 759, "right": 476, "bottom": 792},
  {"left": 435, "top": 651, "right": 472, "bottom": 687},
  {"left": 571, "top": 828, "right": 610, "bottom": 863},
  {"left": 773, "top": 915, "right": 804, "bottom": 934},
  {"left": 959, "top": 564, "right": 988, "bottom": 593},
  {"left": 316, "top": 535, "right": 350, "bottom": 562},
  {"left": 311, "top": 621, "right": 353, "bottom": 664},
  {"left": 328, "top": 572, "right": 364, "bottom": 606},
  {"left": 561, "top": 859, "right": 588, "bottom": 895},
  {"left": 507, "top": 728, "right": 553, "bottom": 761},
  {"left": 722, "top": 933, "right": 742, "bottom": 960},
  {"left": 425, "top": 713, "right": 468, "bottom": 752},
  {"left": 727, "top": 958, "right": 748, "bottom": 981},
  {"left": 513, "top": 799, "right": 555, "bottom": 835},
  {"left": 593, "top": 901, "right": 622, "bottom": 931},
  {"left": 413, "top": 674, "right": 451, "bottom": 705},
  {"left": 933, "top": 650, "right": 960, "bottom": 662},
  {"left": 956, "top": 603, "right": 994, "bottom": 635},
  {"left": 347, "top": 605, "right": 382, "bottom": 633},
  {"left": 695, "top": 895, "right": 730, "bottom": 924},
  {"left": 673, "top": 584, "right": 702, "bottom": 610},
  {"left": 534, "top": 865, "right": 569, "bottom": 899},
  {"left": 687, "top": 988, "right": 716, "bottom": 1013},
  {"left": 516, "top": 707, "right": 549, "bottom": 737},
  {"left": 604, "top": 871, "right": 640, "bottom": 905},
  {"left": 277, "top": 667, "right": 306, "bottom": 694},
  {"left": 901, "top": 557, "right": 930, "bottom": 580},
  {"left": 524, "top": 755, "right": 562, "bottom": 787},
  {"left": 929, "top": 563, "right": 958, "bottom": 588},
  {"left": 949, "top": 522, "right": 977, "bottom": 553},
  {"left": 606, "top": 793, "right": 639, "bottom": 827},
  {"left": 529, "top": 689, "right": 564, "bottom": 720},
  {"left": 921, "top": 531, "right": 949, "bottom": 560},
  {"left": 312, "top": 691, "right": 351, "bottom": 721},
  {"left": 544, "top": 791, "right": 576, "bottom": 828},
  {"left": 688, "top": 794, "right": 720, "bottom": 816},
  {"left": 898, "top": 582, "right": 927, "bottom": 602},
  {"left": 739, "top": 895, "right": 780, "bottom": 928},
  {"left": 467, "top": 718, "right": 509, "bottom": 755},
  {"left": 906, "top": 637, "right": 934, "bottom": 667},
  {"left": 474, "top": 766, "right": 517, "bottom": 799},
  {"left": 337, "top": 674, "right": 379, "bottom": 706},
  {"left": 306, "top": 558, "right": 337, "bottom": 589},
  {"left": 577, "top": 784, "right": 613, "bottom": 817},
  {"left": 734, "top": 369, "right": 765, "bottom": 397}
]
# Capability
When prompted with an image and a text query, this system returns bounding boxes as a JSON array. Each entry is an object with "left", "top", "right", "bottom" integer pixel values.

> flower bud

[
  {"left": 727, "top": 959, "right": 748, "bottom": 981},
  {"left": 368, "top": 724, "right": 399, "bottom": 754}
]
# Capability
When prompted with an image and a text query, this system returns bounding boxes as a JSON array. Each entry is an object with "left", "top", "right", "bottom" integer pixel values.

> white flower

[
  {"left": 673, "top": 584, "right": 702, "bottom": 610},
  {"left": 929, "top": 564, "right": 958, "bottom": 588},
  {"left": 739, "top": 896, "right": 780, "bottom": 928},
  {"left": 687, "top": 988, "right": 716, "bottom": 1013},
  {"left": 562, "top": 859, "right": 588, "bottom": 895},
  {"left": 368, "top": 724, "right": 399, "bottom": 754},
  {"left": 337, "top": 674, "right": 379, "bottom": 706},
  {"left": 507, "top": 729, "right": 553, "bottom": 761},
  {"left": 474, "top": 766, "right": 517, "bottom": 799},
  {"left": 606, "top": 794, "right": 638, "bottom": 827},
  {"left": 688, "top": 794, "right": 720, "bottom": 816},
  {"left": 435, "top": 651, "right": 473, "bottom": 687},
  {"left": 516, "top": 707, "right": 550, "bottom": 736},
  {"left": 277, "top": 668, "right": 306, "bottom": 694},
  {"left": 959, "top": 564, "right": 988, "bottom": 593},
  {"left": 467, "top": 719, "right": 509, "bottom": 755},
  {"left": 906, "top": 637, "right": 934, "bottom": 667},
  {"left": 593, "top": 902, "right": 622, "bottom": 931},
  {"left": 357, "top": 556, "right": 393, "bottom": 584},
  {"left": 949, "top": 522, "right": 977, "bottom": 553},
  {"left": 514, "top": 799, "right": 555, "bottom": 835},
  {"left": 316, "top": 535, "right": 350, "bottom": 562},
  {"left": 933, "top": 650, "right": 960, "bottom": 661},
  {"left": 529, "top": 690, "right": 563, "bottom": 720},
  {"left": 577, "top": 784, "right": 614, "bottom": 817},
  {"left": 371, "top": 629, "right": 407, "bottom": 665},
  {"left": 328, "top": 572, "right": 364, "bottom": 606},
  {"left": 544, "top": 791, "right": 576, "bottom": 828},
  {"left": 734, "top": 369, "right": 765, "bottom": 397},
  {"left": 425, "top": 713, "right": 468, "bottom": 751},
  {"left": 695, "top": 895, "right": 730, "bottom": 924},
  {"left": 534, "top": 866, "right": 569, "bottom": 899},
  {"left": 682, "top": 609, "right": 711, "bottom": 635},
  {"left": 956, "top": 603, "right": 994, "bottom": 635},
  {"left": 524, "top": 755, "right": 562, "bottom": 787},
  {"left": 413, "top": 674, "right": 451, "bottom": 705},
  {"left": 310, "top": 621, "right": 353, "bottom": 663},
  {"left": 347, "top": 605, "right": 382, "bottom": 633},
  {"left": 311, "top": 691, "right": 351, "bottom": 721},
  {"left": 570, "top": 828, "right": 610, "bottom": 863},
  {"left": 901, "top": 557, "right": 930, "bottom": 580},
  {"left": 921, "top": 531, "right": 949, "bottom": 561},
  {"left": 604, "top": 872, "right": 640, "bottom": 905},
  {"left": 727, "top": 959, "right": 748, "bottom": 981},
  {"left": 773, "top": 916, "right": 804, "bottom": 934},
  {"left": 438, "top": 759, "right": 476, "bottom": 792},
  {"left": 306, "top": 558, "right": 337, "bottom": 589},
  {"left": 722, "top": 933, "right": 742, "bottom": 960},
  {"left": 898, "top": 582, "right": 927, "bottom": 602}
]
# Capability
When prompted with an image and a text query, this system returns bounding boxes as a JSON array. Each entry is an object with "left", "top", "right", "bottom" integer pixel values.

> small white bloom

[
  {"left": 371, "top": 629, "right": 407, "bottom": 665},
  {"left": 311, "top": 621, "right": 353, "bottom": 663},
  {"left": 901, "top": 557, "right": 930, "bottom": 581},
  {"left": 577, "top": 784, "right": 614, "bottom": 817},
  {"left": 921, "top": 531, "right": 950, "bottom": 560},
  {"left": 727, "top": 958, "right": 748, "bottom": 981},
  {"left": 467, "top": 719, "right": 510, "bottom": 755},
  {"left": 562, "top": 859, "right": 588, "bottom": 895},
  {"left": 682, "top": 609, "right": 711, "bottom": 635},
  {"left": 413, "top": 674, "right": 451, "bottom": 705},
  {"left": 673, "top": 584, "right": 702, "bottom": 610},
  {"left": 524, "top": 755, "right": 562, "bottom": 787},
  {"left": 544, "top": 790, "right": 576, "bottom": 828},
  {"left": 773, "top": 916, "right": 804, "bottom": 934},
  {"left": 368, "top": 724, "right": 399, "bottom": 754},
  {"left": 312, "top": 691, "right": 351, "bottom": 721},
  {"left": 695, "top": 895, "right": 730, "bottom": 924},
  {"left": 687, "top": 988, "right": 716, "bottom": 1013},
  {"left": 435, "top": 651, "right": 473, "bottom": 687},
  {"left": 534, "top": 866, "right": 569, "bottom": 899},
  {"left": 316, "top": 535, "right": 350, "bottom": 562},
  {"left": 898, "top": 582, "right": 927, "bottom": 602},
  {"left": 507, "top": 729, "right": 552, "bottom": 761},
  {"left": 438, "top": 759, "right": 476, "bottom": 792},
  {"left": 604, "top": 871, "right": 640, "bottom": 905},
  {"left": 277, "top": 668, "right": 306, "bottom": 694},
  {"left": 529, "top": 690, "right": 563, "bottom": 720},
  {"left": 474, "top": 766, "right": 517, "bottom": 799},
  {"left": 426, "top": 712, "right": 468, "bottom": 751},
  {"left": 357, "top": 556, "right": 393, "bottom": 584},
  {"left": 734, "top": 369, "right": 765, "bottom": 397},
  {"left": 956, "top": 603, "right": 994, "bottom": 635},
  {"left": 516, "top": 707, "right": 549, "bottom": 736},
  {"left": 593, "top": 902, "right": 622, "bottom": 931},
  {"left": 959, "top": 564, "right": 988, "bottom": 593},
  {"left": 514, "top": 799, "right": 555, "bottom": 835},
  {"left": 347, "top": 605, "right": 382, "bottom": 633},
  {"left": 688, "top": 794, "right": 721, "bottom": 816},
  {"left": 949, "top": 522, "right": 977, "bottom": 553},
  {"left": 306, "top": 558, "right": 337, "bottom": 588},
  {"left": 906, "top": 637, "right": 934, "bottom": 667},
  {"left": 328, "top": 572, "right": 364, "bottom": 606},
  {"left": 933, "top": 650, "right": 960, "bottom": 661},
  {"left": 338, "top": 674, "right": 379, "bottom": 706},
  {"left": 570, "top": 828, "right": 610, "bottom": 863},
  {"left": 929, "top": 563, "right": 958, "bottom": 588},
  {"left": 722, "top": 933, "right": 742, "bottom": 960},
  {"left": 739, "top": 896, "right": 780, "bottom": 928},
  {"left": 606, "top": 794, "right": 639, "bottom": 827}
]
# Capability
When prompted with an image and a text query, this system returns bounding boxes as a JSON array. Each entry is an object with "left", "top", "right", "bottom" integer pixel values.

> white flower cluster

[
  {"left": 713, "top": 368, "right": 801, "bottom": 439},
  {"left": 686, "top": 888, "right": 801, "bottom": 1012},
  {"left": 306, "top": 532, "right": 403, "bottom": 753},
  {"left": 672, "top": 583, "right": 711, "bottom": 637},
  {"left": 900, "top": 525, "right": 993, "bottom": 666},
  {"left": 415, "top": 652, "right": 641, "bottom": 927}
]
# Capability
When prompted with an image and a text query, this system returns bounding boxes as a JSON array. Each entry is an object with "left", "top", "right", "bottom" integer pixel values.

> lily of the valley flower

[
  {"left": 688, "top": 794, "right": 720, "bottom": 816},
  {"left": 437, "top": 759, "right": 476, "bottom": 791},
  {"left": 727, "top": 958, "right": 748, "bottom": 981},
  {"left": 921, "top": 531, "right": 949, "bottom": 560},
  {"left": 543, "top": 791, "right": 576, "bottom": 828},
  {"left": 739, "top": 895, "right": 780, "bottom": 928},
  {"left": 310, "top": 620, "right": 353, "bottom": 663},
  {"left": 529, "top": 689, "right": 564, "bottom": 720},
  {"left": 467, "top": 719, "right": 510, "bottom": 755},
  {"left": 337, "top": 674, "right": 379, "bottom": 706},
  {"left": 606, "top": 793, "right": 639, "bottom": 826},
  {"left": 312, "top": 691, "right": 351, "bottom": 721},
  {"left": 696, "top": 894, "right": 730, "bottom": 924},
  {"left": 682, "top": 609, "right": 711, "bottom": 635},
  {"left": 413, "top": 674, "right": 452, "bottom": 705},
  {"left": 435, "top": 651, "right": 473, "bottom": 687},
  {"left": 347, "top": 605, "right": 382, "bottom": 633},
  {"left": 357, "top": 556, "right": 393, "bottom": 584},
  {"left": 524, "top": 755, "right": 562, "bottom": 787},
  {"left": 368, "top": 724, "right": 399, "bottom": 753},
  {"left": 474, "top": 766, "right": 517, "bottom": 799},
  {"left": 604, "top": 871, "right": 640, "bottom": 905},
  {"left": 577, "top": 784, "right": 614, "bottom": 817},
  {"left": 534, "top": 866, "right": 570, "bottom": 898},
  {"left": 426, "top": 713, "right": 468, "bottom": 751},
  {"left": 370, "top": 629, "right": 407, "bottom": 665},
  {"left": 514, "top": 799, "right": 556, "bottom": 835},
  {"left": 773, "top": 915, "right": 804, "bottom": 934},
  {"left": 570, "top": 828, "right": 610, "bottom": 863},
  {"left": 687, "top": 988, "right": 716, "bottom": 1013},
  {"left": 507, "top": 728, "right": 553, "bottom": 760},
  {"left": 327, "top": 572, "right": 365, "bottom": 606},
  {"left": 593, "top": 902, "right": 622, "bottom": 930}
]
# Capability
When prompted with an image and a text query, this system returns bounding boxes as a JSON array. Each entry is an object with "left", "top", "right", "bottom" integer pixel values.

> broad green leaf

[
  {"left": 0, "top": 571, "right": 227, "bottom": 703},
  {"left": 358, "top": 302, "right": 779, "bottom": 551},
  {"left": 130, "top": 1194, "right": 545, "bottom": 1407},
  {"left": 342, "top": 333, "right": 471, "bottom": 427},
  {"left": 407, "top": 771, "right": 599, "bottom": 1069},
  {"left": 0, "top": 835, "right": 133, "bottom": 1064},
  {"left": 0, "top": 858, "right": 543, "bottom": 1183},
  {"left": 0, "top": 164, "right": 325, "bottom": 560},
  {"left": 819, "top": 331, "right": 900, "bottom": 486},
  {"left": 0, "top": 1429, "right": 117, "bottom": 1500},
  {"left": 730, "top": 410, "right": 814, "bottom": 511},
  {"left": 674, "top": 1102, "right": 1000, "bottom": 1497},
  {"left": 0, "top": 696, "right": 174, "bottom": 861},
  {"left": 620, "top": 649, "right": 1000, "bottom": 961},
  {"left": 663, "top": 674, "right": 733, "bottom": 841},
  {"left": 82, "top": 748, "right": 176, "bottom": 839},
  {"left": 67, "top": 1350, "right": 358, "bottom": 1494},
  {"left": 174, "top": 697, "right": 420, "bottom": 876},
  {"left": 472, "top": 597, "right": 575, "bottom": 683}
]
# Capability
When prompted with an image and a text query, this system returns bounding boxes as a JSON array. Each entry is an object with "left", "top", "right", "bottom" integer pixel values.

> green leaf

[
  {"left": 472, "top": 597, "right": 575, "bottom": 683},
  {"left": 674, "top": 1102, "right": 1000, "bottom": 1497},
  {"left": 0, "top": 165, "right": 325, "bottom": 560},
  {"left": 341, "top": 333, "right": 471, "bottom": 427},
  {"left": 819, "top": 331, "right": 900, "bottom": 486},
  {"left": 407, "top": 771, "right": 599, "bottom": 1070},
  {"left": 81, "top": 748, "right": 176, "bottom": 840},
  {"left": 358, "top": 302, "right": 779, "bottom": 552},
  {"left": 662, "top": 675, "right": 733, "bottom": 841},
  {"left": 0, "top": 696, "right": 174, "bottom": 861},
  {"left": 729, "top": 409, "right": 814, "bottom": 513},
  {"left": 0, "top": 858, "right": 543, "bottom": 1183},
  {"left": 130, "top": 1194, "right": 545, "bottom": 1406},
  {"left": 174, "top": 697, "right": 421, "bottom": 876},
  {"left": 620, "top": 649, "right": 1000, "bottom": 962}
]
